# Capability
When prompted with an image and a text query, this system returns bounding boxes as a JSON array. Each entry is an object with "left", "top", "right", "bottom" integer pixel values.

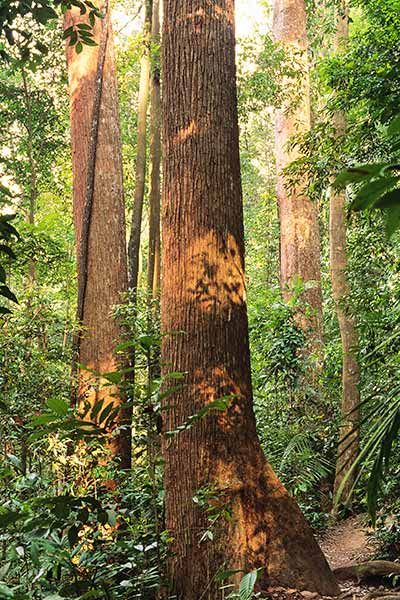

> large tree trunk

[
  {"left": 64, "top": 4, "right": 131, "bottom": 466},
  {"left": 147, "top": 0, "right": 161, "bottom": 302},
  {"left": 330, "top": 1, "right": 360, "bottom": 504},
  {"left": 273, "top": 0, "right": 323, "bottom": 352},
  {"left": 161, "top": 1, "right": 339, "bottom": 598},
  {"left": 128, "top": 0, "right": 153, "bottom": 292}
]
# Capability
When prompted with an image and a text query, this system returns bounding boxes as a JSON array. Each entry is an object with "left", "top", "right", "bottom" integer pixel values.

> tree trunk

[
  {"left": 273, "top": 0, "right": 323, "bottom": 352},
  {"left": 128, "top": 0, "right": 153, "bottom": 293},
  {"left": 147, "top": 0, "right": 162, "bottom": 391},
  {"left": 147, "top": 0, "right": 161, "bottom": 302},
  {"left": 21, "top": 67, "right": 37, "bottom": 285},
  {"left": 161, "top": 1, "right": 339, "bottom": 598},
  {"left": 64, "top": 3, "right": 131, "bottom": 467},
  {"left": 330, "top": 1, "right": 360, "bottom": 504}
]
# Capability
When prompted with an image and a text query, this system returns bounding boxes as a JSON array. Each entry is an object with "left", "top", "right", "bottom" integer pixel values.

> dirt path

[
  {"left": 320, "top": 514, "right": 379, "bottom": 570},
  {"left": 263, "top": 516, "right": 394, "bottom": 600}
]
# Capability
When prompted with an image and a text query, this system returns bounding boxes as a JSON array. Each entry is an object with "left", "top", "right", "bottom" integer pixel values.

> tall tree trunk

[
  {"left": 147, "top": 0, "right": 161, "bottom": 302},
  {"left": 128, "top": 0, "right": 153, "bottom": 293},
  {"left": 21, "top": 67, "right": 37, "bottom": 285},
  {"left": 273, "top": 0, "right": 323, "bottom": 353},
  {"left": 161, "top": 1, "right": 339, "bottom": 598},
  {"left": 64, "top": 3, "right": 131, "bottom": 467},
  {"left": 147, "top": 0, "right": 162, "bottom": 392},
  {"left": 331, "top": 1, "right": 360, "bottom": 504}
]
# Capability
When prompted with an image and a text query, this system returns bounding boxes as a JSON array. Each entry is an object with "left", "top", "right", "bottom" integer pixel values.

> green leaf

[
  {"left": 334, "top": 163, "right": 389, "bottom": 188},
  {"left": 63, "top": 26, "right": 74, "bottom": 40},
  {"left": 76, "top": 41, "right": 83, "bottom": 54},
  {"left": 80, "top": 37, "right": 97, "bottom": 47},
  {"left": 0, "top": 563, "right": 11, "bottom": 580},
  {"left": 90, "top": 399, "right": 105, "bottom": 421},
  {"left": 388, "top": 115, "right": 400, "bottom": 136},
  {"left": 102, "top": 371, "right": 122, "bottom": 384},
  {"left": 69, "top": 31, "right": 78, "bottom": 46},
  {"left": 0, "top": 286, "right": 17, "bottom": 304},
  {"left": 46, "top": 397, "right": 69, "bottom": 417},
  {"left": 98, "top": 402, "right": 116, "bottom": 425},
  {"left": 6, "top": 454, "right": 21, "bottom": 469},
  {"left": 34, "top": 6, "right": 58, "bottom": 24},
  {"left": 0, "top": 183, "right": 11, "bottom": 197},
  {"left": 0, "top": 582, "right": 14, "bottom": 599},
  {"left": 0, "top": 509, "right": 22, "bottom": 528},
  {"left": 0, "top": 245, "right": 16, "bottom": 259},
  {"left": 352, "top": 177, "right": 399, "bottom": 211},
  {"left": 375, "top": 188, "right": 400, "bottom": 208},
  {"left": 239, "top": 570, "right": 259, "bottom": 600},
  {"left": 35, "top": 41, "right": 48, "bottom": 54},
  {"left": 30, "top": 413, "right": 57, "bottom": 426},
  {"left": 385, "top": 206, "right": 400, "bottom": 238}
]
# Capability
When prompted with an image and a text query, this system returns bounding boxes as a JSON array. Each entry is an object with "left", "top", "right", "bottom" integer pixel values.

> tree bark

[
  {"left": 161, "top": 1, "right": 339, "bottom": 598},
  {"left": 273, "top": 0, "right": 323, "bottom": 352},
  {"left": 64, "top": 3, "right": 131, "bottom": 467},
  {"left": 128, "top": 0, "right": 153, "bottom": 293},
  {"left": 330, "top": 1, "right": 360, "bottom": 503},
  {"left": 147, "top": 0, "right": 161, "bottom": 302}
]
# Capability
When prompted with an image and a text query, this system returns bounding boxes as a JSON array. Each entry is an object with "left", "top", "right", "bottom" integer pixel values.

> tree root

[
  {"left": 334, "top": 561, "right": 400, "bottom": 582},
  {"left": 366, "top": 596, "right": 400, "bottom": 600},
  {"left": 366, "top": 592, "right": 400, "bottom": 600}
]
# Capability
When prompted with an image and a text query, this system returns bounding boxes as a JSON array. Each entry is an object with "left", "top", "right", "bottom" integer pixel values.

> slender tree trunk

[
  {"left": 161, "top": 2, "right": 339, "bottom": 598},
  {"left": 147, "top": 0, "right": 161, "bottom": 302},
  {"left": 64, "top": 3, "right": 131, "bottom": 467},
  {"left": 273, "top": 0, "right": 323, "bottom": 352},
  {"left": 147, "top": 0, "right": 162, "bottom": 390},
  {"left": 331, "top": 1, "right": 360, "bottom": 504},
  {"left": 21, "top": 67, "right": 37, "bottom": 285},
  {"left": 128, "top": 0, "right": 153, "bottom": 292}
]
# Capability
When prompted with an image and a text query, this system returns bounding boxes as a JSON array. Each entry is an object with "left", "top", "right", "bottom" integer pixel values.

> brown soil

[
  {"left": 262, "top": 515, "right": 397, "bottom": 600},
  {"left": 320, "top": 514, "right": 379, "bottom": 570}
]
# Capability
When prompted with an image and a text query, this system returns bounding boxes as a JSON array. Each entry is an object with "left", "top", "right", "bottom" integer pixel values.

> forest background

[{"left": 0, "top": 0, "right": 400, "bottom": 598}]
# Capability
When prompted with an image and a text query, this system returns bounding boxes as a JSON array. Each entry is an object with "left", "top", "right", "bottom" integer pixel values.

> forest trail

[{"left": 321, "top": 515, "right": 379, "bottom": 570}]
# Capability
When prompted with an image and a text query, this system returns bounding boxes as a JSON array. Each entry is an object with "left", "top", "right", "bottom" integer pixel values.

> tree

[
  {"left": 128, "top": 0, "right": 153, "bottom": 293},
  {"left": 64, "top": 2, "right": 131, "bottom": 466},
  {"left": 147, "top": 0, "right": 161, "bottom": 303},
  {"left": 273, "top": 0, "right": 324, "bottom": 354},
  {"left": 20, "top": 66, "right": 38, "bottom": 285},
  {"left": 330, "top": 1, "right": 361, "bottom": 503},
  {"left": 161, "top": 1, "right": 339, "bottom": 597}
]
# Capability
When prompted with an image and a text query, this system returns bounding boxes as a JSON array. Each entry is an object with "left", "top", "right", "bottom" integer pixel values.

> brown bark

[
  {"left": 64, "top": 3, "right": 131, "bottom": 466},
  {"left": 161, "top": 1, "right": 339, "bottom": 598},
  {"left": 128, "top": 0, "right": 153, "bottom": 292},
  {"left": 147, "top": 0, "right": 161, "bottom": 301},
  {"left": 273, "top": 0, "right": 323, "bottom": 350},
  {"left": 331, "top": 1, "right": 360, "bottom": 503}
]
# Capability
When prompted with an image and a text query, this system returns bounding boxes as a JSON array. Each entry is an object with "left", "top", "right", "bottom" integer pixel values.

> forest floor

[
  {"left": 265, "top": 515, "right": 400, "bottom": 600},
  {"left": 320, "top": 514, "right": 379, "bottom": 569}
]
